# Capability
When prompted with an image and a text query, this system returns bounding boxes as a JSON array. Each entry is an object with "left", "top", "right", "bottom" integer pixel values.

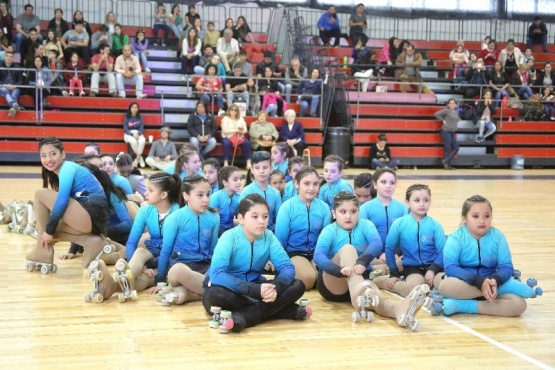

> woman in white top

[{"left": 181, "top": 28, "right": 202, "bottom": 76}]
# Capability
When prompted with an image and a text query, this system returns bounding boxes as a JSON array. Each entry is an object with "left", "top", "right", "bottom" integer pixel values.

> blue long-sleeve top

[
  {"left": 206, "top": 226, "right": 295, "bottom": 298},
  {"left": 279, "top": 121, "right": 305, "bottom": 144},
  {"left": 123, "top": 116, "right": 144, "bottom": 135},
  {"left": 46, "top": 161, "right": 106, "bottom": 235},
  {"left": 209, "top": 184, "right": 220, "bottom": 195},
  {"left": 275, "top": 196, "right": 331, "bottom": 256},
  {"left": 125, "top": 203, "right": 180, "bottom": 261},
  {"left": 282, "top": 180, "right": 298, "bottom": 202},
  {"left": 444, "top": 225, "right": 514, "bottom": 290},
  {"left": 385, "top": 213, "right": 446, "bottom": 278},
  {"left": 314, "top": 219, "right": 382, "bottom": 277},
  {"left": 359, "top": 197, "right": 408, "bottom": 247},
  {"left": 299, "top": 79, "right": 323, "bottom": 95},
  {"left": 155, "top": 205, "right": 219, "bottom": 283},
  {"left": 318, "top": 178, "right": 353, "bottom": 210},
  {"left": 209, "top": 188, "right": 240, "bottom": 233},
  {"left": 106, "top": 193, "right": 132, "bottom": 236},
  {"left": 131, "top": 38, "right": 149, "bottom": 54},
  {"left": 110, "top": 173, "right": 133, "bottom": 195},
  {"left": 239, "top": 181, "right": 282, "bottom": 231},
  {"left": 272, "top": 160, "right": 288, "bottom": 175},
  {"left": 317, "top": 12, "right": 340, "bottom": 31}
]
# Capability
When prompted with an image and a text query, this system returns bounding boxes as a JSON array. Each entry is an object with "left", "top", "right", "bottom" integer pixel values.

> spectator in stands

[
  {"left": 514, "top": 63, "right": 534, "bottom": 100},
  {"left": 260, "top": 86, "right": 286, "bottom": 117},
  {"left": 181, "top": 28, "right": 201, "bottom": 76},
  {"left": 112, "top": 24, "right": 129, "bottom": 59},
  {"left": 192, "top": 18, "right": 205, "bottom": 40},
  {"left": 369, "top": 133, "right": 399, "bottom": 170},
  {"left": 23, "top": 42, "right": 46, "bottom": 69},
  {"left": 256, "top": 50, "right": 284, "bottom": 94},
  {"left": 474, "top": 90, "right": 496, "bottom": 143},
  {"left": 26, "top": 55, "right": 52, "bottom": 109},
  {"left": 168, "top": 4, "right": 183, "bottom": 38},
  {"left": 280, "top": 109, "right": 306, "bottom": 157},
  {"left": 258, "top": 65, "right": 280, "bottom": 94},
  {"left": 352, "top": 38, "right": 376, "bottom": 92},
  {"left": 396, "top": 39, "right": 410, "bottom": 58},
  {"left": 449, "top": 39, "right": 469, "bottom": 60},
  {"left": 131, "top": 30, "right": 150, "bottom": 73},
  {"left": 450, "top": 45, "right": 469, "bottom": 83},
  {"left": 220, "top": 18, "right": 234, "bottom": 37},
  {"left": 435, "top": 99, "right": 460, "bottom": 170},
  {"left": 47, "top": 8, "right": 69, "bottom": 39},
  {"left": 203, "top": 22, "right": 219, "bottom": 51},
  {"left": 46, "top": 50, "right": 64, "bottom": 96},
  {"left": 72, "top": 11, "right": 93, "bottom": 38},
  {"left": 146, "top": 127, "right": 178, "bottom": 171},
  {"left": 487, "top": 61, "right": 511, "bottom": 108},
  {"left": 0, "top": 51, "right": 23, "bottom": 117},
  {"left": 317, "top": 5, "right": 341, "bottom": 47},
  {"left": 226, "top": 63, "right": 249, "bottom": 109},
  {"left": 464, "top": 57, "right": 487, "bottom": 98},
  {"left": 210, "top": 54, "right": 227, "bottom": 80},
  {"left": 523, "top": 48, "right": 534, "bottom": 64},
  {"left": 221, "top": 103, "right": 252, "bottom": 168},
  {"left": 20, "top": 27, "right": 39, "bottom": 64},
  {"left": 15, "top": 4, "right": 42, "bottom": 53},
  {"left": 527, "top": 16, "right": 548, "bottom": 52},
  {"left": 535, "top": 62, "right": 555, "bottom": 91},
  {"left": 193, "top": 45, "right": 214, "bottom": 75},
  {"left": 478, "top": 39, "right": 498, "bottom": 69},
  {"left": 90, "top": 43, "right": 116, "bottom": 97},
  {"left": 0, "top": 1, "right": 14, "bottom": 44},
  {"left": 184, "top": 4, "right": 201, "bottom": 34},
  {"left": 499, "top": 39, "right": 523, "bottom": 77},
  {"left": 0, "top": 26, "right": 12, "bottom": 62},
  {"left": 105, "top": 11, "right": 117, "bottom": 34},
  {"left": 395, "top": 44, "right": 433, "bottom": 94},
  {"left": 249, "top": 111, "right": 279, "bottom": 152},
  {"left": 123, "top": 102, "right": 146, "bottom": 167},
  {"left": 195, "top": 63, "right": 225, "bottom": 112},
  {"left": 153, "top": 3, "right": 170, "bottom": 47},
  {"left": 43, "top": 29, "right": 63, "bottom": 60},
  {"left": 64, "top": 52, "right": 87, "bottom": 96},
  {"left": 217, "top": 29, "right": 240, "bottom": 72},
  {"left": 188, "top": 101, "right": 218, "bottom": 159},
  {"left": 61, "top": 20, "right": 90, "bottom": 64},
  {"left": 246, "top": 78, "right": 259, "bottom": 116},
  {"left": 378, "top": 37, "right": 398, "bottom": 77},
  {"left": 91, "top": 25, "right": 113, "bottom": 56},
  {"left": 298, "top": 68, "right": 328, "bottom": 117},
  {"left": 115, "top": 45, "right": 146, "bottom": 99},
  {"left": 234, "top": 16, "right": 253, "bottom": 43},
  {"left": 481, "top": 36, "right": 490, "bottom": 50},
  {"left": 349, "top": 3, "right": 368, "bottom": 45},
  {"left": 284, "top": 58, "right": 307, "bottom": 103},
  {"left": 235, "top": 50, "right": 253, "bottom": 78}
]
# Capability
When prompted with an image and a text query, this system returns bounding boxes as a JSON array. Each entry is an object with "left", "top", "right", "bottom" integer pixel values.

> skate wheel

[
  {"left": 409, "top": 319, "right": 420, "bottom": 331},
  {"left": 299, "top": 298, "right": 310, "bottom": 307},
  {"left": 513, "top": 269, "right": 521, "bottom": 279},
  {"left": 209, "top": 320, "right": 219, "bottom": 329},
  {"left": 161, "top": 299, "right": 170, "bottom": 307},
  {"left": 370, "top": 296, "right": 379, "bottom": 307},
  {"left": 50, "top": 264, "right": 57, "bottom": 273},
  {"left": 94, "top": 293, "right": 104, "bottom": 303},
  {"left": 397, "top": 314, "right": 407, "bottom": 326},
  {"left": 88, "top": 260, "right": 99, "bottom": 270},
  {"left": 83, "top": 292, "right": 92, "bottom": 302},
  {"left": 221, "top": 310, "right": 232, "bottom": 319},
  {"left": 161, "top": 286, "right": 172, "bottom": 294},
  {"left": 527, "top": 278, "right": 537, "bottom": 287},
  {"left": 423, "top": 297, "right": 433, "bottom": 308},
  {"left": 103, "top": 244, "right": 116, "bottom": 253},
  {"left": 433, "top": 295, "right": 443, "bottom": 303},
  {"left": 366, "top": 311, "right": 373, "bottom": 323},
  {"left": 83, "top": 269, "right": 91, "bottom": 278},
  {"left": 429, "top": 289, "right": 439, "bottom": 297},
  {"left": 420, "top": 284, "right": 430, "bottom": 294},
  {"left": 157, "top": 282, "right": 167, "bottom": 288},
  {"left": 117, "top": 293, "right": 125, "bottom": 303},
  {"left": 430, "top": 302, "right": 443, "bottom": 316},
  {"left": 26, "top": 261, "right": 35, "bottom": 272},
  {"left": 125, "top": 269, "right": 134, "bottom": 280},
  {"left": 166, "top": 293, "right": 176, "bottom": 303},
  {"left": 115, "top": 260, "right": 126, "bottom": 271},
  {"left": 223, "top": 318, "right": 234, "bottom": 331},
  {"left": 210, "top": 306, "right": 222, "bottom": 314},
  {"left": 356, "top": 295, "right": 365, "bottom": 308},
  {"left": 93, "top": 270, "right": 103, "bottom": 281},
  {"left": 130, "top": 290, "right": 138, "bottom": 300},
  {"left": 218, "top": 327, "right": 230, "bottom": 334},
  {"left": 40, "top": 265, "right": 49, "bottom": 274},
  {"left": 112, "top": 272, "right": 120, "bottom": 283},
  {"left": 352, "top": 312, "right": 361, "bottom": 323},
  {"left": 535, "top": 287, "right": 543, "bottom": 296},
  {"left": 304, "top": 306, "right": 312, "bottom": 319}
]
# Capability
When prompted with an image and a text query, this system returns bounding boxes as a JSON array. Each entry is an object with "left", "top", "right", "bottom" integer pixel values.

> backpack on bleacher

[
  {"left": 520, "top": 102, "right": 543, "bottom": 121},
  {"left": 459, "top": 104, "right": 476, "bottom": 120}
]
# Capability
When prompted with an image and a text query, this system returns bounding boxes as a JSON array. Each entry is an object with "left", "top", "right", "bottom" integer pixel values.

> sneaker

[
  {"left": 79, "top": 91, "right": 86, "bottom": 97},
  {"left": 69, "top": 92, "right": 74, "bottom": 96},
  {"left": 139, "top": 156, "right": 145, "bottom": 168},
  {"left": 110, "top": 91, "right": 118, "bottom": 97},
  {"left": 89, "top": 91, "right": 97, "bottom": 97},
  {"left": 118, "top": 93, "right": 126, "bottom": 98},
  {"left": 136, "top": 94, "right": 147, "bottom": 99},
  {"left": 132, "top": 158, "right": 139, "bottom": 167},
  {"left": 8, "top": 107, "right": 16, "bottom": 117},
  {"left": 475, "top": 136, "right": 482, "bottom": 143},
  {"left": 13, "top": 103, "right": 20, "bottom": 112},
  {"left": 145, "top": 68, "right": 151, "bottom": 73},
  {"left": 62, "top": 90, "right": 69, "bottom": 97}
]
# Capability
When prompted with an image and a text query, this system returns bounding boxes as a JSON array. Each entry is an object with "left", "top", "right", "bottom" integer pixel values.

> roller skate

[
  {"left": 208, "top": 306, "right": 234, "bottom": 334},
  {"left": 299, "top": 298, "right": 312, "bottom": 319},
  {"left": 158, "top": 284, "right": 178, "bottom": 307},
  {"left": 526, "top": 278, "right": 543, "bottom": 297},
  {"left": 111, "top": 259, "right": 138, "bottom": 303},
  {"left": 7, "top": 201, "right": 27, "bottom": 234},
  {"left": 22, "top": 224, "right": 38, "bottom": 239},
  {"left": 83, "top": 259, "right": 105, "bottom": 303},
  {"left": 428, "top": 291, "right": 445, "bottom": 316},
  {"left": 369, "top": 267, "right": 385, "bottom": 280},
  {"left": 25, "top": 245, "right": 57, "bottom": 274},
  {"left": 352, "top": 287, "right": 379, "bottom": 323},
  {"left": 396, "top": 284, "right": 432, "bottom": 331}
]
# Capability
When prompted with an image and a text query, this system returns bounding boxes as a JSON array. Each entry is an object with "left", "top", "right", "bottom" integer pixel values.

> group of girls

[{"left": 24, "top": 136, "right": 539, "bottom": 335}]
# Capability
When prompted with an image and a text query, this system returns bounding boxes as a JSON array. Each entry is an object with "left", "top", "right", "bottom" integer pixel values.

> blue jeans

[
  {"left": 15, "top": 33, "right": 43, "bottom": 53},
  {"left": 226, "top": 91, "right": 249, "bottom": 108},
  {"left": 284, "top": 83, "right": 294, "bottom": 103},
  {"left": 300, "top": 96, "right": 320, "bottom": 116},
  {"left": 440, "top": 129, "right": 459, "bottom": 164},
  {"left": 477, "top": 120, "right": 496, "bottom": 139},
  {"left": 200, "top": 92, "right": 224, "bottom": 110},
  {"left": 0, "top": 86, "right": 20, "bottom": 107},
  {"left": 517, "top": 86, "right": 533, "bottom": 100},
  {"left": 371, "top": 158, "right": 400, "bottom": 169},
  {"left": 222, "top": 137, "right": 252, "bottom": 162},
  {"left": 494, "top": 89, "right": 510, "bottom": 108},
  {"left": 527, "top": 35, "right": 547, "bottom": 51},
  {"left": 169, "top": 24, "right": 182, "bottom": 38},
  {"left": 133, "top": 52, "right": 148, "bottom": 70},
  {"left": 264, "top": 103, "right": 278, "bottom": 117},
  {"left": 153, "top": 24, "right": 171, "bottom": 41},
  {"left": 189, "top": 136, "right": 217, "bottom": 158}
]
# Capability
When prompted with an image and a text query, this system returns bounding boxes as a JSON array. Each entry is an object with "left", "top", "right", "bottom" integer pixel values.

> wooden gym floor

[{"left": 0, "top": 164, "right": 554, "bottom": 369}]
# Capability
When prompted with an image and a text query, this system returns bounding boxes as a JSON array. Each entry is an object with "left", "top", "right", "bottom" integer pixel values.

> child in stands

[
  {"left": 318, "top": 155, "right": 353, "bottom": 210},
  {"left": 111, "top": 24, "right": 128, "bottom": 59},
  {"left": 209, "top": 166, "right": 242, "bottom": 236},
  {"left": 64, "top": 52, "right": 86, "bottom": 96},
  {"left": 370, "top": 133, "right": 400, "bottom": 170},
  {"left": 123, "top": 102, "right": 146, "bottom": 168},
  {"left": 131, "top": 29, "right": 150, "bottom": 73},
  {"left": 282, "top": 157, "right": 305, "bottom": 202},
  {"left": 152, "top": 2, "right": 170, "bottom": 46}
]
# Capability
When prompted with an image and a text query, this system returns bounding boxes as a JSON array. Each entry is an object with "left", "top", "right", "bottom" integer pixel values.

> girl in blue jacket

[
  {"left": 318, "top": 155, "right": 353, "bottom": 209},
  {"left": 314, "top": 191, "right": 430, "bottom": 330},
  {"left": 209, "top": 166, "right": 242, "bottom": 236},
  {"left": 377, "top": 184, "right": 446, "bottom": 297},
  {"left": 276, "top": 167, "right": 331, "bottom": 290},
  {"left": 436, "top": 195, "right": 534, "bottom": 317},
  {"left": 282, "top": 156, "right": 305, "bottom": 202},
  {"left": 203, "top": 194, "right": 310, "bottom": 333}
]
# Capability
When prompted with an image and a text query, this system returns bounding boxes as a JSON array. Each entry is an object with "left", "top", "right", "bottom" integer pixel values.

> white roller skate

[
  {"left": 158, "top": 284, "right": 179, "bottom": 307},
  {"left": 7, "top": 201, "right": 27, "bottom": 234},
  {"left": 397, "top": 284, "right": 433, "bottom": 331},
  {"left": 208, "top": 306, "right": 234, "bottom": 333},
  {"left": 83, "top": 260, "right": 105, "bottom": 303},
  {"left": 111, "top": 259, "right": 137, "bottom": 303},
  {"left": 352, "top": 287, "right": 379, "bottom": 323},
  {"left": 299, "top": 298, "right": 313, "bottom": 319}
]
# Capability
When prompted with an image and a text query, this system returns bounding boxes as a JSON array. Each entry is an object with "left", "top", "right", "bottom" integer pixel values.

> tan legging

[
  {"left": 167, "top": 264, "right": 204, "bottom": 304},
  {"left": 291, "top": 256, "right": 318, "bottom": 290},
  {"left": 390, "top": 272, "right": 444, "bottom": 297},
  {"left": 439, "top": 277, "right": 527, "bottom": 317}
]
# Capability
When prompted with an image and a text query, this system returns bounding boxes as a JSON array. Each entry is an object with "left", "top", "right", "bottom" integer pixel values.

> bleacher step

[
  {"left": 151, "top": 73, "right": 185, "bottom": 82},
  {"left": 164, "top": 113, "right": 191, "bottom": 124},
  {"left": 161, "top": 99, "right": 198, "bottom": 110},
  {"left": 148, "top": 50, "right": 178, "bottom": 58},
  {"left": 149, "top": 61, "right": 181, "bottom": 70}
]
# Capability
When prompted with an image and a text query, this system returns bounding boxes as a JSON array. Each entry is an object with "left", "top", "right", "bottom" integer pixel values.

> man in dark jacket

[
  {"left": 0, "top": 51, "right": 23, "bottom": 117},
  {"left": 187, "top": 101, "right": 218, "bottom": 159},
  {"left": 527, "top": 16, "right": 548, "bottom": 52}
]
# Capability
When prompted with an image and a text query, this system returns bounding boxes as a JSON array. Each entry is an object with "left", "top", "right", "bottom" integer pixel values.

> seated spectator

[
  {"left": 352, "top": 39, "right": 376, "bottom": 92},
  {"left": 91, "top": 25, "right": 113, "bottom": 56},
  {"left": 221, "top": 104, "right": 252, "bottom": 168},
  {"left": 105, "top": 11, "right": 117, "bottom": 34},
  {"left": 317, "top": 5, "right": 341, "bottom": 47},
  {"left": 192, "top": 18, "right": 205, "bottom": 40},
  {"left": 534, "top": 62, "right": 555, "bottom": 90},
  {"left": 48, "top": 8, "right": 69, "bottom": 39},
  {"left": 450, "top": 45, "right": 469, "bottom": 83},
  {"left": 123, "top": 102, "right": 146, "bottom": 167},
  {"left": 43, "top": 29, "right": 63, "bottom": 60},
  {"left": 168, "top": 4, "right": 183, "bottom": 38},
  {"left": 187, "top": 101, "right": 218, "bottom": 159},
  {"left": 540, "top": 87, "right": 555, "bottom": 121},
  {"left": 210, "top": 54, "right": 227, "bottom": 80},
  {"left": 246, "top": 78, "right": 259, "bottom": 116},
  {"left": 523, "top": 48, "right": 534, "bottom": 64},
  {"left": 249, "top": 111, "right": 279, "bottom": 152},
  {"left": 193, "top": 45, "right": 215, "bottom": 75},
  {"left": 256, "top": 51, "right": 284, "bottom": 94},
  {"left": 225, "top": 63, "right": 249, "bottom": 109},
  {"left": 280, "top": 109, "right": 307, "bottom": 157},
  {"left": 46, "top": 50, "right": 64, "bottom": 96},
  {"left": 0, "top": 51, "right": 23, "bottom": 117},
  {"left": 152, "top": 3, "right": 170, "bottom": 46},
  {"left": 481, "top": 36, "right": 490, "bottom": 50},
  {"left": 217, "top": 29, "right": 240, "bottom": 72},
  {"left": 0, "top": 2, "right": 14, "bottom": 43},
  {"left": 487, "top": 60, "right": 510, "bottom": 108},
  {"left": 235, "top": 50, "right": 253, "bottom": 78},
  {"left": 479, "top": 39, "right": 498, "bottom": 69},
  {"left": 23, "top": 42, "right": 46, "bottom": 69},
  {"left": 395, "top": 44, "right": 433, "bottom": 94},
  {"left": 349, "top": 3, "right": 368, "bottom": 45},
  {"left": 61, "top": 20, "right": 90, "bottom": 64},
  {"left": 15, "top": 4, "right": 43, "bottom": 53},
  {"left": 220, "top": 18, "right": 234, "bottom": 37},
  {"left": 260, "top": 86, "right": 286, "bottom": 117},
  {"left": 73, "top": 10, "right": 93, "bottom": 39},
  {"left": 146, "top": 127, "right": 178, "bottom": 171},
  {"left": 203, "top": 22, "right": 219, "bottom": 51},
  {"left": 20, "top": 27, "right": 39, "bottom": 64},
  {"left": 131, "top": 30, "right": 150, "bottom": 73},
  {"left": 284, "top": 58, "right": 307, "bottom": 103},
  {"left": 184, "top": 4, "right": 201, "bottom": 35},
  {"left": 111, "top": 24, "right": 129, "bottom": 59},
  {"left": 463, "top": 57, "right": 488, "bottom": 98},
  {"left": 527, "top": 16, "right": 548, "bottom": 52},
  {"left": 298, "top": 68, "right": 328, "bottom": 117},
  {"left": 114, "top": 45, "right": 146, "bottom": 99},
  {"left": 473, "top": 90, "right": 497, "bottom": 143},
  {"left": 181, "top": 28, "right": 201, "bottom": 76},
  {"left": 513, "top": 63, "right": 534, "bottom": 100},
  {"left": 234, "top": 16, "right": 253, "bottom": 43},
  {"left": 396, "top": 39, "right": 411, "bottom": 58},
  {"left": 258, "top": 65, "right": 280, "bottom": 94},
  {"left": 26, "top": 56, "right": 51, "bottom": 109},
  {"left": 449, "top": 39, "right": 470, "bottom": 60},
  {"left": 0, "top": 27, "right": 11, "bottom": 62},
  {"left": 499, "top": 39, "right": 523, "bottom": 77},
  {"left": 195, "top": 63, "right": 225, "bottom": 111},
  {"left": 90, "top": 43, "right": 116, "bottom": 97},
  {"left": 378, "top": 36, "right": 398, "bottom": 77},
  {"left": 369, "top": 133, "right": 399, "bottom": 170},
  {"left": 63, "top": 52, "right": 87, "bottom": 96}
]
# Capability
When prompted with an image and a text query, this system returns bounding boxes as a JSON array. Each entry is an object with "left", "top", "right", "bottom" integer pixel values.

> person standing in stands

[
  {"left": 14, "top": 4, "right": 43, "bottom": 53},
  {"left": 396, "top": 44, "right": 433, "bottom": 94},
  {"left": 348, "top": 3, "right": 368, "bottom": 46},
  {"left": 434, "top": 99, "right": 460, "bottom": 170},
  {"left": 317, "top": 6, "right": 341, "bottom": 47},
  {"left": 527, "top": 16, "right": 548, "bottom": 53}
]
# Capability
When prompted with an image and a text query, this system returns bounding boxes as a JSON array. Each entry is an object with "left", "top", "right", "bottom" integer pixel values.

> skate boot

[
  {"left": 369, "top": 266, "right": 385, "bottom": 280},
  {"left": 25, "top": 245, "right": 57, "bottom": 274},
  {"left": 298, "top": 298, "right": 313, "bottom": 319},
  {"left": 83, "top": 259, "right": 119, "bottom": 302},
  {"left": 396, "top": 284, "right": 432, "bottom": 331},
  {"left": 208, "top": 306, "right": 234, "bottom": 334},
  {"left": 526, "top": 278, "right": 543, "bottom": 297},
  {"left": 156, "top": 282, "right": 170, "bottom": 302},
  {"left": 22, "top": 224, "right": 38, "bottom": 239},
  {"left": 111, "top": 259, "right": 138, "bottom": 303},
  {"left": 7, "top": 201, "right": 27, "bottom": 233},
  {"left": 159, "top": 285, "right": 178, "bottom": 307},
  {"left": 1, "top": 201, "right": 11, "bottom": 224},
  {"left": 352, "top": 287, "right": 380, "bottom": 323}
]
